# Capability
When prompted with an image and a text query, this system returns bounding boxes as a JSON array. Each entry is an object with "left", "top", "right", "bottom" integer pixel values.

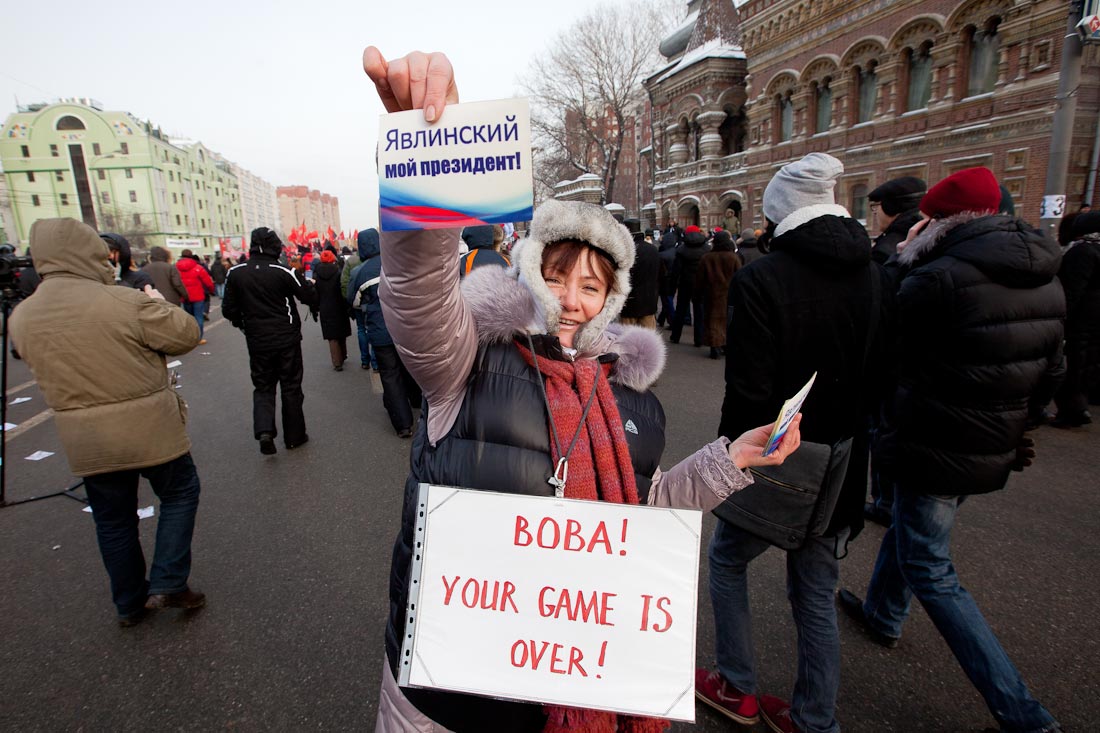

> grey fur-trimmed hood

[
  {"left": 461, "top": 264, "right": 666, "bottom": 391},
  {"left": 510, "top": 199, "right": 635, "bottom": 353}
]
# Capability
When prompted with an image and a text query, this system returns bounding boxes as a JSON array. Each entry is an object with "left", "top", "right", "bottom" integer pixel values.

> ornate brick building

[{"left": 624, "top": 0, "right": 1100, "bottom": 236}]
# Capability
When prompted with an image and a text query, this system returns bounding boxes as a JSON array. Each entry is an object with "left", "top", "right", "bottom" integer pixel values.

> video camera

[{"left": 0, "top": 246, "right": 33, "bottom": 298}]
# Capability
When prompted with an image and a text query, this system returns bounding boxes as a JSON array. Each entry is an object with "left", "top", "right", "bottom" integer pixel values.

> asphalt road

[{"left": 1, "top": 302, "right": 1096, "bottom": 732}]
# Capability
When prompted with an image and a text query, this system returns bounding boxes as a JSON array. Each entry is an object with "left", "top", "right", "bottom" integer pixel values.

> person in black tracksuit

[{"left": 222, "top": 227, "right": 318, "bottom": 455}]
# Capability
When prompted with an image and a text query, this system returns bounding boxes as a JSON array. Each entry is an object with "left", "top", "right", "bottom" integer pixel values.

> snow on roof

[{"left": 653, "top": 38, "right": 745, "bottom": 84}]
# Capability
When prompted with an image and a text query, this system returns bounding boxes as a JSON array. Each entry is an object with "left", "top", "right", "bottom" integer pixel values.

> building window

[
  {"left": 133, "top": 214, "right": 141, "bottom": 227},
  {"left": 97, "top": 169, "right": 106, "bottom": 180},
  {"left": 93, "top": 142, "right": 102, "bottom": 156},
  {"left": 56, "top": 115, "right": 85, "bottom": 130},
  {"left": 55, "top": 171, "right": 64, "bottom": 182},
  {"left": 102, "top": 192, "right": 110, "bottom": 204},
  {"left": 967, "top": 20, "right": 1000, "bottom": 96},
  {"left": 129, "top": 190, "right": 137, "bottom": 203},
  {"left": 778, "top": 93, "right": 794, "bottom": 142},
  {"left": 198, "top": 200, "right": 203, "bottom": 209},
  {"left": 27, "top": 172, "right": 35, "bottom": 183},
  {"left": 906, "top": 44, "right": 933, "bottom": 111},
  {"left": 169, "top": 171, "right": 174, "bottom": 181},
  {"left": 850, "top": 184, "right": 869, "bottom": 222},
  {"left": 32, "top": 194, "right": 41, "bottom": 207},
  {"left": 120, "top": 142, "right": 129, "bottom": 154},
  {"left": 176, "top": 214, "right": 181, "bottom": 225},
  {"left": 201, "top": 218, "right": 206, "bottom": 228},
  {"left": 173, "top": 192, "right": 178, "bottom": 203},
  {"left": 125, "top": 168, "right": 133, "bottom": 178},
  {"left": 857, "top": 64, "right": 878, "bottom": 123},
  {"left": 815, "top": 80, "right": 832, "bottom": 133},
  {"left": 50, "top": 144, "right": 59, "bottom": 157},
  {"left": 21, "top": 145, "right": 30, "bottom": 158},
  {"left": 60, "top": 193, "right": 69, "bottom": 206},
  {"left": 1033, "top": 41, "right": 1052, "bottom": 69}
]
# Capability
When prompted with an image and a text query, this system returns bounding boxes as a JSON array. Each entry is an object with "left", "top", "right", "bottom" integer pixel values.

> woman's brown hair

[{"left": 541, "top": 240, "right": 618, "bottom": 293}]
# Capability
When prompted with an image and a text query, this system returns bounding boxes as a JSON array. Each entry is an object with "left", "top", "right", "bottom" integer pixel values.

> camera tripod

[{"left": 0, "top": 286, "right": 85, "bottom": 508}]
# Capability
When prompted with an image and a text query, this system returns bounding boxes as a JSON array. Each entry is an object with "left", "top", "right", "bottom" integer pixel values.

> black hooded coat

[
  {"left": 721, "top": 212, "right": 895, "bottom": 537},
  {"left": 313, "top": 261, "right": 352, "bottom": 340}
]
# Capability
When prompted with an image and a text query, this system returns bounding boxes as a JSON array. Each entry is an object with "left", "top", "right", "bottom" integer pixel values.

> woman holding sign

[{"left": 364, "top": 47, "right": 801, "bottom": 733}]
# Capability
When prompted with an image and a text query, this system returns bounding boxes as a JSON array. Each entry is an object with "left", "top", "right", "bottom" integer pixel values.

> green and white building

[{"left": 0, "top": 99, "right": 247, "bottom": 256}]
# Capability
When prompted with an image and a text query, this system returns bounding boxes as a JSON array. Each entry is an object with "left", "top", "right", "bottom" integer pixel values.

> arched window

[
  {"left": 968, "top": 19, "right": 1000, "bottom": 96},
  {"left": 857, "top": 63, "right": 878, "bottom": 123},
  {"left": 56, "top": 115, "right": 85, "bottom": 130},
  {"left": 719, "top": 108, "right": 745, "bottom": 156},
  {"left": 778, "top": 94, "right": 794, "bottom": 142},
  {"left": 815, "top": 79, "right": 833, "bottom": 133},
  {"left": 906, "top": 43, "right": 933, "bottom": 110}
]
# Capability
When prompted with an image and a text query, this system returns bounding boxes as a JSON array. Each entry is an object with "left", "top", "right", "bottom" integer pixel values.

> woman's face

[{"left": 542, "top": 245, "right": 610, "bottom": 349}]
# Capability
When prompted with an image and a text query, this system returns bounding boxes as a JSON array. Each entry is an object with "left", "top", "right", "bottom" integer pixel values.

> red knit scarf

[{"left": 516, "top": 341, "right": 670, "bottom": 733}]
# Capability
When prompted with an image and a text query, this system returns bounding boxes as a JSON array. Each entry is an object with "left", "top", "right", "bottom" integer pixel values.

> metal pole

[{"left": 1040, "top": 1, "right": 1085, "bottom": 236}]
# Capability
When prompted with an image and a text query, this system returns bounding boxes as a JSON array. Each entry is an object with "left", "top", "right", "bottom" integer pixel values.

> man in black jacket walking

[
  {"left": 222, "top": 228, "right": 319, "bottom": 455},
  {"left": 698, "top": 153, "right": 894, "bottom": 733},
  {"left": 840, "top": 167, "right": 1064, "bottom": 733}
]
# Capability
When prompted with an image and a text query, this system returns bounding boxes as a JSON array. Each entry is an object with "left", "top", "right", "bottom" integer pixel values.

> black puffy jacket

[
  {"left": 222, "top": 253, "right": 318, "bottom": 352},
  {"left": 619, "top": 237, "right": 660, "bottom": 318},
  {"left": 671, "top": 230, "right": 708, "bottom": 294},
  {"left": 877, "top": 213, "right": 1065, "bottom": 495},
  {"left": 385, "top": 338, "right": 665, "bottom": 732},
  {"left": 871, "top": 208, "right": 921, "bottom": 266}
]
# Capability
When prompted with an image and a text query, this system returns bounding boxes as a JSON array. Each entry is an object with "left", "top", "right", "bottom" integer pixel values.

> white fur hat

[{"left": 510, "top": 199, "right": 635, "bottom": 353}]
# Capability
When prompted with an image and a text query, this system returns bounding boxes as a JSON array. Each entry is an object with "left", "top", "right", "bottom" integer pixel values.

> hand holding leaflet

[{"left": 763, "top": 372, "right": 816, "bottom": 456}]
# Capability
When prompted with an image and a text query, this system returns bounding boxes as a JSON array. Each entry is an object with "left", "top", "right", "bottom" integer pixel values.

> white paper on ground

[
  {"left": 24, "top": 450, "right": 55, "bottom": 461},
  {"left": 3, "top": 422, "right": 16, "bottom": 431},
  {"left": 137, "top": 506, "right": 155, "bottom": 519},
  {"left": 9, "top": 397, "right": 31, "bottom": 405},
  {"left": 200, "top": 352, "right": 211, "bottom": 355},
  {"left": 166, "top": 360, "right": 183, "bottom": 368},
  {"left": 82, "top": 506, "right": 93, "bottom": 513}
]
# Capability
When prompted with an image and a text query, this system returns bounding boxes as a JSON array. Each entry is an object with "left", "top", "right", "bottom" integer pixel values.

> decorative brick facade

[{"left": 628, "top": 0, "right": 1100, "bottom": 236}]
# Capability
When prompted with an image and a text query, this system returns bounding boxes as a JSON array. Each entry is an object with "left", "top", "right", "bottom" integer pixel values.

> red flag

[
  {"left": 326, "top": 225, "right": 336, "bottom": 242},
  {"left": 352, "top": 229, "right": 358, "bottom": 242},
  {"left": 288, "top": 229, "right": 299, "bottom": 245}
]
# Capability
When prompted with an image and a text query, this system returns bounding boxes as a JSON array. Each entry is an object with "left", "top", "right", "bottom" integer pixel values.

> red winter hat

[
  {"left": 920, "top": 167, "right": 1001, "bottom": 218},
  {"left": 685, "top": 225, "right": 701, "bottom": 234},
  {"left": 320, "top": 250, "right": 336, "bottom": 264}
]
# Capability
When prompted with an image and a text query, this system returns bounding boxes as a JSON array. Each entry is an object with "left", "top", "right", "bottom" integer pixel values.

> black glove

[
  {"left": 1011, "top": 436, "right": 1036, "bottom": 472},
  {"left": 310, "top": 309, "right": 319, "bottom": 322}
]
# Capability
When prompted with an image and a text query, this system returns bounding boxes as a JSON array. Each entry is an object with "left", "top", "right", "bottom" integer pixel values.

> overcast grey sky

[{"left": 3, "top": 0, "right": 661, "bottom": 230}]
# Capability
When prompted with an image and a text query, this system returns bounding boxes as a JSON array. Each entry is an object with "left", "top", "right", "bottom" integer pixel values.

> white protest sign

[
  {"left": 399, "top": 484, "right": 701, "bottom": 721},
  {"left": 377, "top": 98, "right": 533, "bottom": 231}
]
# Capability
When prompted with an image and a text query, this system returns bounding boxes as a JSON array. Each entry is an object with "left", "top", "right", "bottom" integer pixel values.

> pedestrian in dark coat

[
  {"left": 222, "top": 228, "right": 319, "bottom": 454},
  {"left": 696, "top": 229, "right": 740, "bottom": 357},
  {"left": 210, "top": 257, "right": 228, "bottom": 298},
  {"left": 313, "top": 250, "right": 352, "bottom": 370},
  {"left": 670, "top": 225, "right": 708, "bottom": 345},
  {"left": 142, "top": 246, "right": 189, "bottom": 306},
  {"left": 706, "top": 153, "right": 895, "bottom": 733},
  {"left": 619, "top": 220, "right": 660, "bottom": 328},
  {"left": 735, "top": 228, "right": 764, "bottom": 267},
  {"left": 868, "top": 176, "right": 925, "bottom": 266},
  {"left": 1053, "top": 211, "right": 1100, "bottom": 426},
  {"left": 100, "top": 232, "right": 155, "bottom": 291},
  {"left": 346, "top": 228, "right": 421, "bottom": 436},
  {"left": 844, "top": 167, "right": 1064, "bottom": 733},
  {"left": 656, "top": 230, "right": 679, "bottom": 326}
]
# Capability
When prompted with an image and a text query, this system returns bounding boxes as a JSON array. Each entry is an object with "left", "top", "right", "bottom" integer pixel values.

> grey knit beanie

[{"left": 763, "top": 152, "right": 844, "bottom": 226}]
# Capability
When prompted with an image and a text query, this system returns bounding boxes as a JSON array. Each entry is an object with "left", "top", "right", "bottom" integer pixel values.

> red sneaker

[
  {"left": 760, "top": 694, "right": 802, "bottom": 733},
  {"left": 694, "top": 668, "right": 759, "bottom": 724}
]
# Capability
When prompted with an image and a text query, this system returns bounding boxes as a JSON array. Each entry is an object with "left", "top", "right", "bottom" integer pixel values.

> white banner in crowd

[{"left": 399, "top": 484, "right": 702, "bottom": 722}]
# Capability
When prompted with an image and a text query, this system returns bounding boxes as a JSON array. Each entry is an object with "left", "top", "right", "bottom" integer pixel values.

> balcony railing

[{"left": 654, "top": 152, "right": 748, "bottom": 187}]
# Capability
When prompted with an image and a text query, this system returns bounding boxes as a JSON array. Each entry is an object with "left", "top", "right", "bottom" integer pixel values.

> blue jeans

[
  {"left": 709, "top": 520, "right": 840, "bottom": 733},
  {"left": 83, "top": 453, "right": 202, "bottom": 617},
  {"left": 184, "top": 300, "right": 204, "bottom": 337},
  {"left": 354, "top": 311, "right": 378, "bottom": 369},
  {"left": 863, "top": 490, "right": 1059, "bottom": 733},
  {"left": 215, "top": 282, "right": 225, "bottom": 298}
]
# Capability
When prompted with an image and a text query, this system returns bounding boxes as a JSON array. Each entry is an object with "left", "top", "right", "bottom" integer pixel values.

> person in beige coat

[{"left": 10, "top": 218, "right": 207, "bottom": 627}]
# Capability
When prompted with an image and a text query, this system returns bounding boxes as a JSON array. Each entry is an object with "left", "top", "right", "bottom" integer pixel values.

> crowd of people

[{"left": 4, "top": 43, "right": 1097, "bottom": 733}]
